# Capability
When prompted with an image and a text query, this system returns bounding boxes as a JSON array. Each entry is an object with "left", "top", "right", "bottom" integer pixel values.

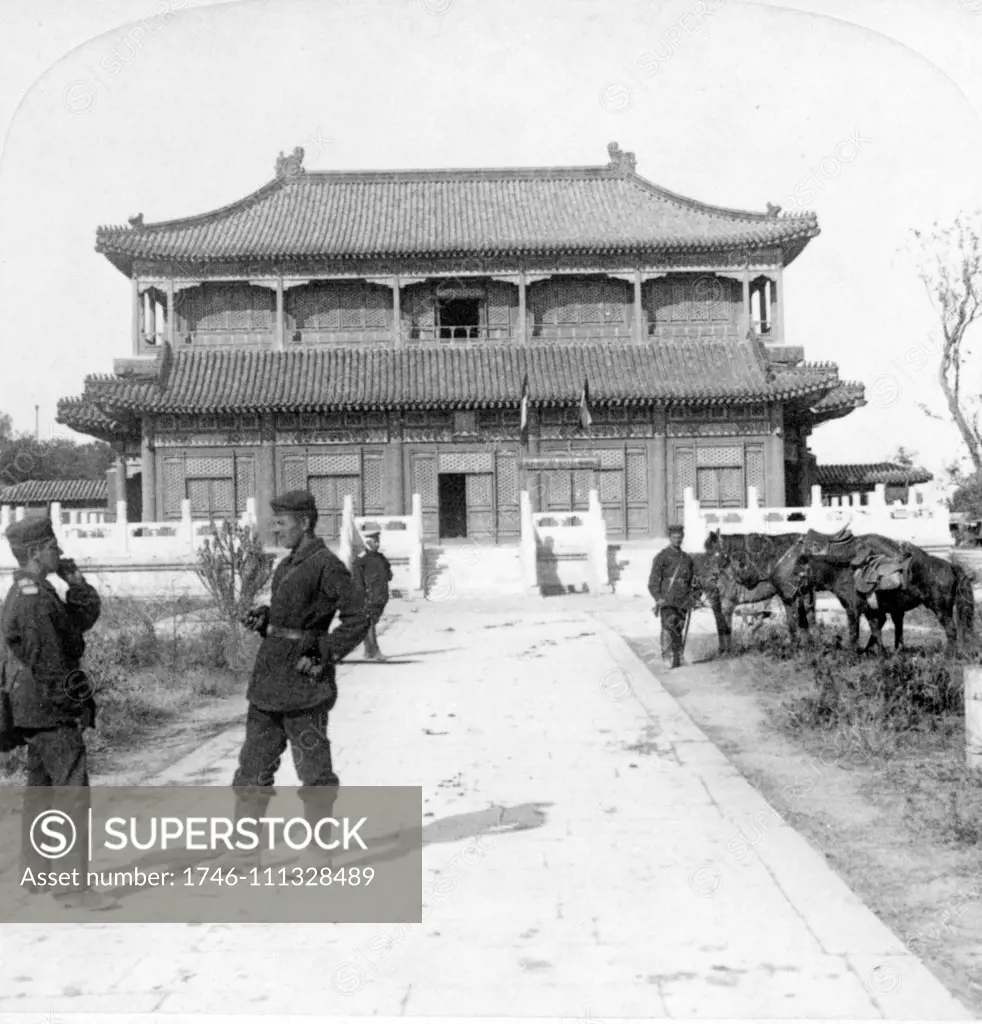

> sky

[{"left": 1, "top": 0, "right": 981, "bottom": 482}]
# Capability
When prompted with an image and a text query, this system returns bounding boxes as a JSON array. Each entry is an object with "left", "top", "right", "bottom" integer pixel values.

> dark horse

[
  {"left": 799, "top": 529, "right": 975, "bottom": 656},
  {"left": 703, "top": 531, "right": 816, "bottom": 645}
]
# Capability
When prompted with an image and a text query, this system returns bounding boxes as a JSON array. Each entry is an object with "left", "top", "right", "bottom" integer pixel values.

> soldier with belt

[
  {"left": 352, "top": 523, "right": 392, "bottom": 661},
  {"left": 647, "top": 523, "right": 697, "bottom": 669},
  {"left": 233, "top": 490, "right": 371, "bottom": 865},
  {"left": 1, "top": 517, "right": 117, "bottom": 910}
]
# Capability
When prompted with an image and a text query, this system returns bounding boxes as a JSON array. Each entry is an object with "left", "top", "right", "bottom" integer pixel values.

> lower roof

[{"left": 60, "top": 338, "right": 858, "bottom": 426}]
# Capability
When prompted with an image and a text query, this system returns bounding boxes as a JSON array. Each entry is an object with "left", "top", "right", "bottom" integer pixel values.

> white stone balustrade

[
  {"left": 682, "top": 483, "right": 952, "bottom": 557},
  {"left": 524, "top": 488, "right": 608, "bottom": 593},
  {"left": 0, "top": 498, "right": 259, "bottom": 570}
]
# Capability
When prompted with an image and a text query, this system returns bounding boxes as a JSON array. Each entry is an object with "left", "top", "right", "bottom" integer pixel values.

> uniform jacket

[
  {"left": 647, "top": 544, "right": 697, "bottom": 609},
  {"left": 1, "top": 570, "right": 101, "bottom": 729},
  {"left": 249, "top": 535, "right": 370, "bottom": 712},
  {"left": 353, "top": 550, "right": 393, "bottom": 610}
]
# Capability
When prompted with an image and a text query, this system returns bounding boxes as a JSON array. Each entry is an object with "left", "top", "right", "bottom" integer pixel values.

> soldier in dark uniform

[
  {"left": 1, "top": 517, "right": 117, "bottom": 910},
  {"left": 352, "top": 524, "right": 392, "bottom": 661},
  {"left": 647, "top": 524, "right": 697, "bottom": 669},
  {"left": 233, "top": 490, "right": 370, "bottom": 864}
]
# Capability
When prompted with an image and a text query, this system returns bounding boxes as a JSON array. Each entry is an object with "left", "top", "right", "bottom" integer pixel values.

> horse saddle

[{"left": 850, "top": 550, "right": 913, "bottom": 605}]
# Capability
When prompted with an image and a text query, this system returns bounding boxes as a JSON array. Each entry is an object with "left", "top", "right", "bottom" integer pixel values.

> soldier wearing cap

[
  {"left": 2, "top": 516, "right": 117, "bottom": 910},
  {"left": 647, "top": 524, "right": 697, "bottom": 669},
  {"left": 234, "top": 490, "right": 370, "bottom": 861},
  {"left": 352, "top": 523, "right": 392, "bottom": 661}
]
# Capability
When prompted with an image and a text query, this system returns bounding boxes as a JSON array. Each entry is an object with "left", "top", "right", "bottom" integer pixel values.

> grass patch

[
  {"left": 728, "top": 619, "right": 982, "bottom": 848},
  {"left": 0, "top": 595, "right": 254, "bottom": 781}
]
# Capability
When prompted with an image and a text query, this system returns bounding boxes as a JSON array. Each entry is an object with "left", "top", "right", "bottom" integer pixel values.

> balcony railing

[{"left": 408, "top": 325, "right": 511, "bottom": 342}]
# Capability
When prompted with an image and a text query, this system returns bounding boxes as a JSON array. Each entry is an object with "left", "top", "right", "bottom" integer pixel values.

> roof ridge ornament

[
  {"left": 128, "top": 213, "right": 144, "bottom": 228},
  {"left": 275, "top": 146, "right": 306, "bottom": 180},
  {"left": 765, "top": 202, "right": 781, "bottom": 217},
  {"left": 607, "top": 141, "right": 636, "bottom": 174}
]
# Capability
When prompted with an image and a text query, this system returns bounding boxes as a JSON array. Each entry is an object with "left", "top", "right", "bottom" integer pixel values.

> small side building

[
  {"left": 815, "top": 462, "right": 933, "bottom": 505},
  {"left": 0, "top": 479, "right": 110, "bottom": 523}
]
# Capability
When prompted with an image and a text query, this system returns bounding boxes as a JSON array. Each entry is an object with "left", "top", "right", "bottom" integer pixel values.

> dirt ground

[{"left": 619, "top": 616, "right": 982, "bottom": 1016}]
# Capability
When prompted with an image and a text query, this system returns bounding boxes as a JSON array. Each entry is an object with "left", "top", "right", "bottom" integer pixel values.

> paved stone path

[{"left": 0, "top": 597, "right": 971, "bottom": 1018}]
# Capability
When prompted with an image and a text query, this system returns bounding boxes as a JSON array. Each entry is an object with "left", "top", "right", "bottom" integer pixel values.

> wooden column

[
  {"left": 141, "top": 420, "right": 156, "bottom": 522},
  {"left": 149, "top": 291, "right": 157, "bottom": 341},
  {"left": 774, "top": 271, "right": 785, "bottom": 345},
  {"left": 518, "top": 272, "right": 527, "bottom": 344},
  {"left": 384, "top": 412, "right": 405, "bottom": 513},
  {"left": 528, "top": 413, "right": 541, "bottom": 511},
  {"left": 132, "top": 278, "right": 142, "bottom": 355},
  {"left": 276, "top": 277, "right": 285, "bottom": 351},
  {"left": 742, "top": 269, "right": 751, "bottom": 338},
  {"left": 633, "top": 270, "right": 643, "bottom": 344},
  {"left": 256, "top": 414, "right": 277, "bottom": 543},
  {"left": 167, "top": 281, "right": 175, "bottom": 347},
  {"left": 392, "top": 277, "right": 402, "bottom": 347},
  {"left": 650, "top": 410, "right": 668, "bottom": 537}
]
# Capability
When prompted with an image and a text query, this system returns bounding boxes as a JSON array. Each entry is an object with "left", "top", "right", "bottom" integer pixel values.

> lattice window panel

[
  {"left": 746, "top": 445, "right": 764, "bottom": 494},
  {"left": 186, "top": 457, "right": 233, "bottom": 477},
  {"left": 603, "top": 281, "right": 627, "bottom": 323},
  {"left": 486, "top": 282, "right": 513, "bottom": 326},
  {"left": 308, "top": 454, "right": 360, "bottom": 474},
  {"left": 338, "top": 283, "right": 363, "bottom": 329},
  {"left": 696, "top": 446, "right": 742, "bottom": 467},
  {"left": 495, "top": 453, "right": 518, "bottom": 505},
  {"left": 578, "top": 281, "right": 603, "bottom": 324},
  {"left": 626, "top": 450, "right": 647, "bottom": 501},
  {"left": 163, "top": 459, "right": 184, "bottom": 516},
  {"left": 696, "top": 468, "right": 719, "bottom": 504},
  {"left": 674, "top": 447, "right": 695, "bottom": 503},
  {"left": 572, "top": 470, "right": 592, "bottom": 508},
  {"left": 689, "top": 277, "right": 713, "bottom": 321},
  {"left": 670, "top": 281, "right": 687, "bottom": 321},
  {"left": 364, "top": 287, "right": 387, "bottom": 328},
  {"left": 546, "top": 470, "right": 572, "bottom": 507},
  {"left": 555, "top": 281, "right": 578, "bottom": 324},
  {"left": 362, "top": 456, "right": 384, "bottom": 511},
  {"left": 595, "top": 448, "right": 625, "bottom": 469},
  {"left": 235, "top": 456, "right": 255, "bottom": 514},
  {"left": 719, "top": 467, "right": 743, "bottom": 503},
  {"left": 281, "top": 456, "right": 307, "bottom": 491},
  {"left": 403, "top": 289, "right": 435, "bottom": 330},
  {"left": 439, "top": 452, "right": 493, "bottom": 473},
  {"left": 412, "top": 456, "right": 437, "bottom": 503},
  {"left": 466, "top": 473, "right": 493, "bottom": 506},
  {"left": 290, "top": 284, "right": 341, "bottom": 330},
  {"left": 599, "top": 470, "right": 622, "bottom": 502},
  {"left": 187, "top": 478, "right": 234, "bottom": 517}
]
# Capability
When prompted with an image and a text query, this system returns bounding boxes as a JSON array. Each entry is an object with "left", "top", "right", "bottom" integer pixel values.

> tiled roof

[
  {"left": 75, "top": 338, "right": 845, "bottom": 416},
  {"left": 95, "top": 145, "right": 819, "bottom": 267},
  {"left": 55, "top": 396, "right": 134, "bottom": 441},
  {"left": 816, "top": 463, "right": 933, "bottom": 487},
  {"left": 0, "top": 479, "right": 107, "bottom": 505}
]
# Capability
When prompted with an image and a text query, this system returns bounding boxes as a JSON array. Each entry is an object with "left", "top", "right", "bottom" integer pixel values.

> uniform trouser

[
  {"left": 659, "top": 605, "right": 688, "bottom": 665},
  {"left": 20, "top": 724, "right": 90, "bottom": 892},
  {"left": 362, "top": 604, "right": 386, "bottom": 657},
  {"left": 231, "top": 700, "right": 338, "bottom": 842}
]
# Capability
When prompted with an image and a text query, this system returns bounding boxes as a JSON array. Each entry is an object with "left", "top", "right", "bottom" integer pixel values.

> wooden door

[{"left": 465, "top": 473, "right": 494, "bottom": 540}]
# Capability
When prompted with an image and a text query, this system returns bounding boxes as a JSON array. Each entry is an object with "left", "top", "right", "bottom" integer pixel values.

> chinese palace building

[{"left": 57, "top": 142, "right": 865, "bottom": 544}]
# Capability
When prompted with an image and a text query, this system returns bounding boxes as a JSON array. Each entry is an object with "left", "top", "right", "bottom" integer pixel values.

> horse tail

[{"left": 954, "top": 564, "right": 976, "bottom": 644}]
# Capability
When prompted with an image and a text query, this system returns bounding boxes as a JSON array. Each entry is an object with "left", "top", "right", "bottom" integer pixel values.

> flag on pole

[
  {"left": 578, "top": 377, "right": 592, "bottom": 429},
  {"left": 519, "top": 373, "right": 530, "bottom": 446}
]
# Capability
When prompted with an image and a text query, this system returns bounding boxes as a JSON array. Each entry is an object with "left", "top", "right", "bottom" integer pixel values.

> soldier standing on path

[
  {"left": 1, "top": 517, "right": 118, "bottom": 910},
  {"left": 647, "top": 524, "right": 697, "bottom": 669},
  {"left": 352, "top": 523, "right": 392, "bottom": 661},
  {"left": 233, "top": 490, "right": 371, "bottom": 866}
]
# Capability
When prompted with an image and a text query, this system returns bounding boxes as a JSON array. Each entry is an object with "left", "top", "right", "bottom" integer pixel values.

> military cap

[
  {"left": 360, "top": 522, "right": 381, "bottom": 536},
  {"left": 667, "top": 523, "right": 685, "bottom": 535},
  {"left": 270, "top": 490, "right": 318, "bottom": 514},
  {"left": 5, "top": 516, "right": 56, "bottom": 550}
]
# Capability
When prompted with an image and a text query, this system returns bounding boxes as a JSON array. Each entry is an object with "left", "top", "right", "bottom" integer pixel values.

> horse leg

[
  {"left": 891, "top": 609, "right": 904, "bottom": 651},
  {"left": 865, "top": 609, "right": 887, "bottom": 656}
]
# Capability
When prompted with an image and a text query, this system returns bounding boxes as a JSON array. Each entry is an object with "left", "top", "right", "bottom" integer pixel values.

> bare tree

[{"left": 913, "top": 213, "right": 982, "bottom": 470}]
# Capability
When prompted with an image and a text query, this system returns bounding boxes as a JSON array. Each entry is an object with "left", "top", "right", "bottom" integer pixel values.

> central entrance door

[{"left": 438, "top": 473, "right": 467, "bottom": 538}]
